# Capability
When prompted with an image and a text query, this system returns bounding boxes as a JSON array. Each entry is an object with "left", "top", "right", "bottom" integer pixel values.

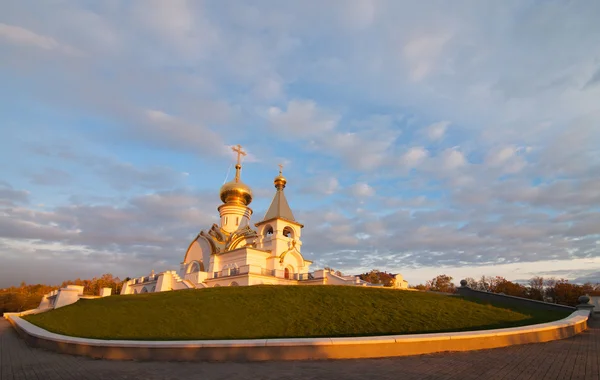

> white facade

[{"left": 121, "top": 149, "right": 408, "bottom": 294}]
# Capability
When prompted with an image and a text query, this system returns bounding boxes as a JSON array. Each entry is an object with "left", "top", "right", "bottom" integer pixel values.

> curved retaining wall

[
  {"left": 6, "top": 311, "right": 589, "bottom": 362},
  {"left": 456, "top": 286, "right": 577, "bottom": 313}
]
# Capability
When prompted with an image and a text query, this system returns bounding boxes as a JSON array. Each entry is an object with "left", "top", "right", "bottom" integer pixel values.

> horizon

[{"left": 2, "top": 1, "right": 600, "bottom": 288}]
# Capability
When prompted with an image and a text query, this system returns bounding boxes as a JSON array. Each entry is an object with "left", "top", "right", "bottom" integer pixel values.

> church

[{"left": 121, "top": 145, "right": 408, "bottom": 294}]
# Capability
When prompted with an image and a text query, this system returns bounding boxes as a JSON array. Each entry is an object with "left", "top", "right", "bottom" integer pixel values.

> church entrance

[{"left": 284, "top": 268, "right": 290, "bottom": 279}]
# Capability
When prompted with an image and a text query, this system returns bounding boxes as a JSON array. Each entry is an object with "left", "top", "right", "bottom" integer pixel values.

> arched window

[
  {"left": 283, "top": 226, "right": 294, "bottom": 238},
  {"left": 141, "top": 287, "right": 148, "bottom": 293},
  {"left": 284, "top": 268, "right": 290, "bottom": 279},
  {"left": 151, "top": 286, "right": 156, "bottom": 292},
  {"left": 230, "top": 281, "right": 239, "bottom": 287},
  {"left": 264, "top": 225, "right": 274, "bottom": 236},
  {"left": 188, "top": 261, "right": 201, "bottom": 273}
]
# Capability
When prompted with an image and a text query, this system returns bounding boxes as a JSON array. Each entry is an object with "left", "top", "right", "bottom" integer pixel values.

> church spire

[{"left": 263, "top": 165, "right": 295, "bottom": 221}]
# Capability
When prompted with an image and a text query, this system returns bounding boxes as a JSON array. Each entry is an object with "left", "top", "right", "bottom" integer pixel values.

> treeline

[
  {"left": 59, "top": 273, "right": 124, "bottom": 296},
  {"left": 0, "top": 283, "right": 54, "bottom": 314},
  {"left": 0, "top": 273, "right": 124, "bottom": 314},
  {"left": 414, "top": 275, "right": 600, "bottom": 307},
  {"left": 358, "top": 270, "right": 396, "bottom": 287},
  {"left": 324, "top": 267, "right": 398, "bottom": 287}
]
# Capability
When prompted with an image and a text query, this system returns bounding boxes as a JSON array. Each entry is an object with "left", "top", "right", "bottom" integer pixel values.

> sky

[{"left": 1, "top": 1, "right": 600, "bottom": 288}]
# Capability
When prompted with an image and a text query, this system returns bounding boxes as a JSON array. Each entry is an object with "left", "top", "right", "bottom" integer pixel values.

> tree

[
  {"left": 553, "top": 279, "right": 585, "bottom": 306},
  {"left": 323, "top": 267, "right": 343, "bottom": 276},
  {"left": 463, "top": 277, "right": 478, "bottom": 289},
  {"left": 427, "top": 274, "right": 455, "bottom": 293},
  {"left": 527, "top": 276, "right": 545, "bottom": 301},
  {"left": 493, "top": 278, "right": 526, "bottom": 297},
  {"left": 0, "top": 282, "right": 54, "bottom": 314},
  {"left": 61, "top": 273, "right": 123, "bottom": 295},
  {"left": 544, "top": 277, "right": 558, "bottom": 302},
  {"left": 1, "top": 273, "right": 123, "bottom": 314},
  {"left": 358, "top": 270, "right": 396, "bottom": 287}
]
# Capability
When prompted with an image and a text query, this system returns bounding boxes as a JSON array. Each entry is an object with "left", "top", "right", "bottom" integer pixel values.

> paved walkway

[{"left": 1, "top": 318, "right": 599, "bottom": 380}]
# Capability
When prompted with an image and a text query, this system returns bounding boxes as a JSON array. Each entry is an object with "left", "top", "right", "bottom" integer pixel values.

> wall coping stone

[
  {"left": 457, "top": 286, "right": 576, "bottom": 311},
  {"left": 6, "top": 310, "right": 590, "bottom": 361}
]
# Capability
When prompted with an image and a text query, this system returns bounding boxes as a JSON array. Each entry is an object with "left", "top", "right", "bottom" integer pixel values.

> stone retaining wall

[
  {"left": 6, "top": 310, "right": 589, "bottom": 362},
  {"left": 456, "top": 285, "right": 576, "bottom": 313}
]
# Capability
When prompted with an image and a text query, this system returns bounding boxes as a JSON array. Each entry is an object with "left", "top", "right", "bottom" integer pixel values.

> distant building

[{"left": 121, "top": 145, "right": 407, "bottom": 294}]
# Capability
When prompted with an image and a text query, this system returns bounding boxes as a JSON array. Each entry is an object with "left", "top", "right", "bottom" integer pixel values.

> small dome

[
  {"left": 219, "top": 180, "right": 253, "bottom": 206},
  {"left": 274, "top": 174, "right": 287, "bottom": 190}
]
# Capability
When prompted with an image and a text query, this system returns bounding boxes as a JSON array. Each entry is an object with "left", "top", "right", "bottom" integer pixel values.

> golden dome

[
  {"left": 274, "top": 174, "right": 287, "bottom": 190},
  {"left": 220, "top": 180, "right": 253, "bottom": 206},
  {"left": 274, "top": 163, "right": 287, "bottom": 190}
]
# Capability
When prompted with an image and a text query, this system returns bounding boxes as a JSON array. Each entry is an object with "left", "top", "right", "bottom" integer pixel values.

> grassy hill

[{"left": 24, "top": 286, "right": 570, "bottom": 340}]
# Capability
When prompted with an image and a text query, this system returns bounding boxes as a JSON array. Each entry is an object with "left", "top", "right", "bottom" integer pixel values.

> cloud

[
  {"left": 29, "top": 168, "right": 72, "bottom": 186},
  {"left": 401, "top": 147, "right": 428, "bottom": 168},
  {"left": 143, "top": 109, "right": 229, "bottom": 156},
  {"left": 0, "top": 23, "right": 59, "bottom": 50},
  {"left": 351, "top": 182, "right": 375, "bottom": 198},
  {"left": 426, "top": 121, "right": 449, "bottom": 140},
  {"left": 2, "top": 2, "right": 600, "bottom": 287},
  {"left": 29, "top": 145, "right": 188, "bottom": 192},
  {"left": 269, "top": 105, "right": 400, "bottom": 171},
  {"left": 267, "top": 100, "right": 338, "bottom": 137},
  {"left": 439, "top": 147, "right": 467, "bottom": 170},
  {"left": 486, "top": 146, "right": 517, "bottom": 166},
  {"left": 403, "top": 33, "right": 452, "bottom": 81},
  {"left": 299, "top": 176, "right": 340, "bottom": 196},
  {"left": 338, "top": 0, "right": 377, "bottom": 30},
  {"left": 484, "top": 145, "right": 526, "bottom": 173},
  {"left": 0, "top": 186, "right": 220, "bottom": 286},
  {"left": 583, "top": 66, "right": 600, "bottom": 89},
  {"left": 0, "top": 182, "right": 29, "bottom": 206},
  {"left": 131, "top": 0, "right": 219, "bottom": 60},
  {"left": 0, "top": 23, "right": 81, "bottom": 55}
]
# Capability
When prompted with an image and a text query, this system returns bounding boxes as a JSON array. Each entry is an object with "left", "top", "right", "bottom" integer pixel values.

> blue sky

[{"left": 1, "top": 0, "right": 600, "bottom": 287}]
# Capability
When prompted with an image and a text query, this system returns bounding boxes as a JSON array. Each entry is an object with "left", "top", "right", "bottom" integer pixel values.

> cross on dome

[
  {"left": 231, "top": 144, "right": 246, "bottom": 183},
  {"left": 232, "top": 144, "right": 246, "bottom": 166}
]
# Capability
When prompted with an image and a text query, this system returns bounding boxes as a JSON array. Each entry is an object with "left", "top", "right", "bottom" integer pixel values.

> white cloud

[
  {"left": 485, "top": 146, "right": 526, "bottom": 173},
  {"left": 338, "top": 0, "right": 377, "bottom": 30},
  {"left": 325, "top": 178, "right": 340, "bottom": 195},
  {"left": 0, "top": 23, "right": 81, "bottom": 55},
  {"left": 131, "top": 0, "right": 218, "bottom": 60},
  {"left": 268, "top": 100, "right": 338, "bottom": 137},
  {"left": 486, "top": 146, "right": 517, "bottom": 166},
  {"left": 351, "top": 182, "right": 375, "bottom": 197},
  {"left": 401, "top": 146, "right": 429, "bottom": 168},
  {"left": 439, "top": 148, "right": 467, "bottom": 170},
  {"left": 143, "top": 109, "right": 228, "bottom": 156},
  {"left": 3, "top": 1, "right": 600, "bottom": 286},
  {"left": 426, "top": 121, "right": 450, "bottom": 140},
  {"left": 403, "top": 33, "right": 452, "bottom": 81}
]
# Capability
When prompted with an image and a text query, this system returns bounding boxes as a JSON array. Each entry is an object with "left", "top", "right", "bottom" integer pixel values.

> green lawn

[{"left": 24, "top": 286, "right": 571, "bottom": 340}]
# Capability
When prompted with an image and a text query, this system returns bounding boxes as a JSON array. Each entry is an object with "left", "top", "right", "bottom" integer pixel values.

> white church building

[{"left": 121, "top": 145, "right": 408, "bottom": 294}]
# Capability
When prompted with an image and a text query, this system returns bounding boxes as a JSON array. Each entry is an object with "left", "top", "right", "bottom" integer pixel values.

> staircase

[{"left": 169, "top": 271, "right": 196, "bottom": 290}]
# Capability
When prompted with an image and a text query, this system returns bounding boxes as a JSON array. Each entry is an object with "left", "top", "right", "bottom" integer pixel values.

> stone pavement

[{"left": 1, "top": 318, "right": 598, "bottom": 380}]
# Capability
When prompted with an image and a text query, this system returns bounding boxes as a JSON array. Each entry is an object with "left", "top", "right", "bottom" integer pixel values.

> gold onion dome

[
  {"left": 274, "top": 174, "right": 287, "bottom": 190},
  {"left": 274, "top": 164, "right": 287, "bottom": 190},
  {"left": 220, "top": 166, "right": 253, "bottom": 206}
]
